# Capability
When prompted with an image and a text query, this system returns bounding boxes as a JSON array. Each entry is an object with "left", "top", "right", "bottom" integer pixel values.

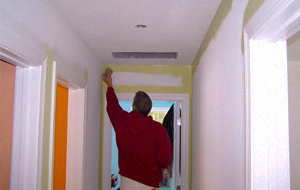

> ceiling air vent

[{"left": 112, "top": 52, "right": 177, "bottom": 59}]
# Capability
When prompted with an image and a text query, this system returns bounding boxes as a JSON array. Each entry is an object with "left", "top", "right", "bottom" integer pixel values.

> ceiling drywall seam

[{"left": 191, "top": 0, "right": 233, "bottom": 74}]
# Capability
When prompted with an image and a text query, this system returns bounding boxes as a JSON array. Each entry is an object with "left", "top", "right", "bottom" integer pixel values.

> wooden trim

[
  {"left": 66, "top": 88, "right": 86, "bottom": 190},
  {"left": 37, "top": 59, "right": 48, "bottom": 189},
  {"left": 56, "top": 62, "right": 86, "bottom": 89},
  {"left": 10, "top": 65, "right": 43, "bottom": 189},
  {"left": 0, "top": 45, "right": 44, "bottom": 67},
  {"left": 55, "top": 61, "right": 87, "bottom": 190},
  {"left": 243, "top": 31, "right": 251, "bottom": 190}
]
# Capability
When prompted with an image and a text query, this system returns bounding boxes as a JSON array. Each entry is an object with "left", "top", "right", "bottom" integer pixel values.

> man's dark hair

[{"left": 133, "top": 91, "right": 152, "bottom": 115}]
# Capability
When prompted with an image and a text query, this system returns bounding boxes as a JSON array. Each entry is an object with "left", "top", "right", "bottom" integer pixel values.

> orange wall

[
  {"left": 53, "top": 83, "right": 68, "bottom": 190},
  {"left": 0, "top": 60, "right": 15, "bottom": 190}
]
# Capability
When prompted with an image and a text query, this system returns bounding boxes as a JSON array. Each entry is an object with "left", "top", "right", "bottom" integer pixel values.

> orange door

[
  {"left": 53, "top": 83, "right": 68, "bottom": 190},
  {"left": 0, "top": 60, "right": 15, "bottom": 190}
]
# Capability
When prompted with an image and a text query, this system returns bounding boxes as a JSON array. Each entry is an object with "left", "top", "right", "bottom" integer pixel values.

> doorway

[
  {"left": 110, "top": 101, "right": 177, "bottom": 190},
  {"left": 0, "top": 60, "right": 15, "bottom": 190},
  {"left": 244, "top": 1, "right": 300, "bottom": 189},
  {"left": 0, "top": 47, "right": 87, "bottom": 189},
  {"left": 103, "top": 93, "right": 189, "bottom": 190},
  {"left": 53, "top": 83, "right": 69, "bottom": 190}
]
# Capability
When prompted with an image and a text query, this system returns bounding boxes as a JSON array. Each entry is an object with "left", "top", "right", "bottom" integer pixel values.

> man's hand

[{"left": 103, "top": 70, "right": 113, "bottom": 87}]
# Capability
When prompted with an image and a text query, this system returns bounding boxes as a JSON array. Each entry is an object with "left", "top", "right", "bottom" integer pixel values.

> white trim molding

[
  {"left": 51, "top": 61, "right": 87, "bottom": 190},
  {"left": 66, "top": 88, "right": 87, "bottom": 190},
  {"left": 56, "top": 62, "right": 86, "bottom": 89},
  {"left": 244, "top": 0, "right": 300, "bottom": 189},
  {"left": 0, "top": 45, "right": 44, "bottom": 68},
  {"left": 245, "top": 0, "right": 300, "bottom": 42},
  {"left": 10, "top": 64, "right": 43, "bottom": 190},
  {"left": 7, "top": 54, "right": 49, "bottom": 190}
]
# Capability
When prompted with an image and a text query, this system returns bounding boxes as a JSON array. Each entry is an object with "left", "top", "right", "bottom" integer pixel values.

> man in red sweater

[{"left": 103, "top": 70, "right": 173, "bottom": 190}]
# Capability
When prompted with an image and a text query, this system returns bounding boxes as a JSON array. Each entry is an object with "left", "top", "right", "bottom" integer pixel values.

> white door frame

[
  {"left": 102, "top": 93, "right": 189, "bottom": 190},
  {"left": 56, "top": 63, "right": 87, "bottom": 190},
  {"left": 0, "top": 46, "right": 87, "bottom": 190},
  {"left": 244, "top": 0, "right": 300, "bottom": 189}
]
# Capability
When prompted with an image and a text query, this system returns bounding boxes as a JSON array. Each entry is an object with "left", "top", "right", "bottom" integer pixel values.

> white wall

[
  {"left": 288, "top": 60, "right": 300, "bottom": 190},
  {"left": 0, "top": 1, "right": 102, "bottom": 189},
  {"left": 192, "top": 0, "right": 247, "bottom": 189}
]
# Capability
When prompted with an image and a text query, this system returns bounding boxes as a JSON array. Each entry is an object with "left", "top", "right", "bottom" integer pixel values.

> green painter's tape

[
  {"left": 241, "top": 0, "right": 266, "bottom": 55},
  {"left": 243, "top": 0, "right": 265, "bottom": 27},
  {"left": 192, "top": 0, "right": 266, "bottom": 74},
  {"left": 191, "top": 0, "right": 233, "bottom": 71},
  {"left": 41, "top": 46, "right": 55, "bottom": 189},
  {"left": 84, "top": 69, "right": 88, "bottom": 83}
]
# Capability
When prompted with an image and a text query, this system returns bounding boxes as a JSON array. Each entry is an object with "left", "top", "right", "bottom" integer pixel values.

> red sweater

[{"left": 106, "top": 87, "right": 173, "bottom": 187}]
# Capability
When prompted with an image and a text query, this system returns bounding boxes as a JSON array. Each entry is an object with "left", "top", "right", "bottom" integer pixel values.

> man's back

[{"left": 106, "top": 87, "right": 173, "bottom": 188}]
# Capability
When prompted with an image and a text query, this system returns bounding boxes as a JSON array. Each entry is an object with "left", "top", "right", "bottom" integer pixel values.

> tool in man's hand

[{"left": 103, "top": 68, "right": 113, "bottom": 79}]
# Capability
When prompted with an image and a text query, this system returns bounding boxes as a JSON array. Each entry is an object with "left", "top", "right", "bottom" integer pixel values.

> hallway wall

[{"left": 192, "top": 0, "right": 260, "bottom": 189}]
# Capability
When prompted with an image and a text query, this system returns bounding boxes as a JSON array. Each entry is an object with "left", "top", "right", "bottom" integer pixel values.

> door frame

[
  {"left": 102, "top": 93, "right": 189, "bottom": 190},
  {"left": 58, "top": 68, "right": 87, "bottom": 190},
  {"left": 244, "top": 0, "right": 300, "bottom": 189},
  {"left": 0, "top": 46, "right": 87, "bottom": 190}
]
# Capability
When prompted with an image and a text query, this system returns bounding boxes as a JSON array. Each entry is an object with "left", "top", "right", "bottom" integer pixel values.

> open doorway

[
  {"left": 0, "top": 60, "right": 15, "bottom": 190},
  {"left": 0, "top": 46, "right": 87, "bottom": 189},
  {"left": 110, "top": 101, "right": 177, "bottom": 190},
  {"left": 103, "top": 93, "right": 189, "bottom": 190},
  {"left": 53, "top": 83, "right": 69, "bottom": 190},
  {"left": 244, "top": 1, "right": 300, "bottom": 189}
]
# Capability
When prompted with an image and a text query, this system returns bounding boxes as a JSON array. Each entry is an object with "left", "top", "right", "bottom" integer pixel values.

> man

[{"left": 103, "top": 70, "right": 173, "bottom": 190}]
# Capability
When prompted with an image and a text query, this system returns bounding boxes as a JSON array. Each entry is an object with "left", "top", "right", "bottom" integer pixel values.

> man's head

[{"left": 132, "top": 91, "right": 152, "bottom": 115}]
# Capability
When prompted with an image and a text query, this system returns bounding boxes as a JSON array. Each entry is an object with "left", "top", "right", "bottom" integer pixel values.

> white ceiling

[{"left": 49, "top": 0, "right": 222, "bottom": 66}]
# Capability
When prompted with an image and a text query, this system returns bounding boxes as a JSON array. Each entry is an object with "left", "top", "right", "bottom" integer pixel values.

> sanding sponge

[{"left": 103, "top": 68, "right": 113, "bottom": 79}]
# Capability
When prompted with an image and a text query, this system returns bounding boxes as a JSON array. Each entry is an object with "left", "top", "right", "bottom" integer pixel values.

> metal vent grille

[{"left": 112, "top": 52, "right": 177, "bottom": 59}]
